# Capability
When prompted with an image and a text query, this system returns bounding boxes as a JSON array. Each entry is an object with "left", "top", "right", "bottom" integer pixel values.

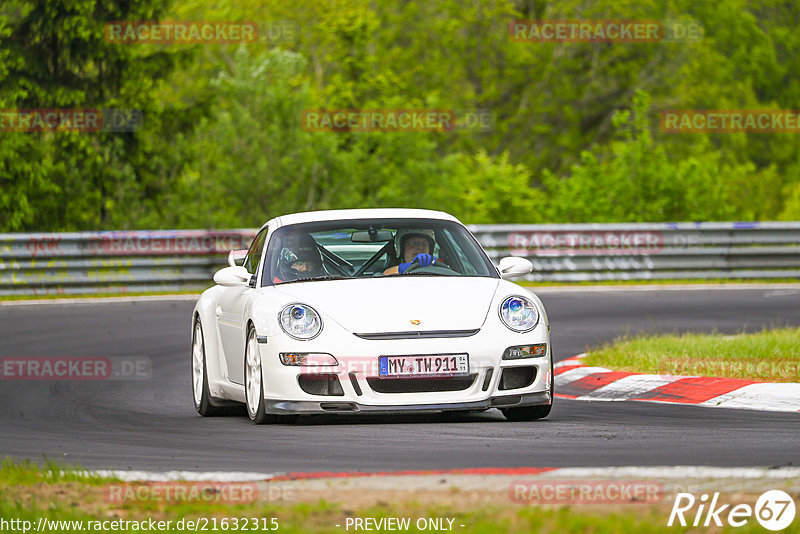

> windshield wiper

[
  {"left": 387, "top": 272, "right": 453, "bottom": 277},
  {"left": 277, "top": 275, "right": 352, "bottom": 285}
]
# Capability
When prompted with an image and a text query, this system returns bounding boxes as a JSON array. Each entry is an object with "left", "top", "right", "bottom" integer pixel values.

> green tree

[
  {"left": 542, "top": 91, "right": 748, "bottom": 222},
  {"left": 0, "top": 0, "right": 199, "bottom": 231}
]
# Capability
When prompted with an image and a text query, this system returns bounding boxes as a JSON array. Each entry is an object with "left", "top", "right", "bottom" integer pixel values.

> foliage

[
  {"left": 2, "top": 0, "right": 800, "bottom": 230},
  {"left": 0, "top": 0, "right": 198, "bottom": 231}
]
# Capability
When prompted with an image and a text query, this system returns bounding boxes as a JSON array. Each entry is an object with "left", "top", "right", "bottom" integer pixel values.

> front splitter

[{"left": 263, "top": 391, "right": 551, "bottom": 414}]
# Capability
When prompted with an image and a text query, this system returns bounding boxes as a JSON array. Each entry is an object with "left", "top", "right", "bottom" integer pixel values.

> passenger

[{"left": 274, "top": 234, "right": 323, "bottom": 282}]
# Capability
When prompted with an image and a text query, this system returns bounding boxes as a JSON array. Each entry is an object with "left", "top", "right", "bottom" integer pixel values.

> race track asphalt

[{"left": 0, "top": 287, "right": 798, "bottom": 472}]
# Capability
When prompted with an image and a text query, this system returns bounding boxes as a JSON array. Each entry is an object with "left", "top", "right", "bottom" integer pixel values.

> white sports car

[{"left": 191, "top": 208, "right": 553, "bottom": 423}]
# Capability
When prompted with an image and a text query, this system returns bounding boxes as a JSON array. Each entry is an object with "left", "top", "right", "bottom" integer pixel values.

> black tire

[
  {"left": 501, "top": 357, "right": 554, "bottom": 421},
  {"left": 192, "top": 318, "right": 227, "bottom": 417}
]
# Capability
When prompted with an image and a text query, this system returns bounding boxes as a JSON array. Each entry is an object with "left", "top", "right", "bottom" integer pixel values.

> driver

[
  {"left": 274, "top": 234, "right": 323, "bottom": 282},
  {"left": 383, "top": 228, "right": 439, "bottom": 275}
]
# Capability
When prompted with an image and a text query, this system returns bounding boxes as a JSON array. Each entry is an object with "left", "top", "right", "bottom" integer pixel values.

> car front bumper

[{"left": 256, "top": 319, "right": 552, "bottom": 413}]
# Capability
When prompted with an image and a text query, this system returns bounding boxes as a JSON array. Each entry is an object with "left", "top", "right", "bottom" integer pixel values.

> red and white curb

[{"left": 554, "top": 354, "right": 800, "bottom": 413}]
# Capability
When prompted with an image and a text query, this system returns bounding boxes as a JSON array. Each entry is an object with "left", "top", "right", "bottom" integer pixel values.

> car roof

[{"left": 266, "top": 208, "right": 461, "bottom": 230}]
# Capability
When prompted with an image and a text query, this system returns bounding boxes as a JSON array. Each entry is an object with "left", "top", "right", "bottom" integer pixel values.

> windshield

[{"left": 262, "top": 218, "right": 498, "bottom": 285}]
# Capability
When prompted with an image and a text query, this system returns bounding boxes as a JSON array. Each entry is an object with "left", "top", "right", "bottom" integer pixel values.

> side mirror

[
  {"left": 497, "top": 256, "right": 533, "bottom": 280},
  {"left": 227, "top": 249, "right": 248, "bottom": 267},
  {"left": 213, "top": 266, "right": 251, "bottom": 287}
]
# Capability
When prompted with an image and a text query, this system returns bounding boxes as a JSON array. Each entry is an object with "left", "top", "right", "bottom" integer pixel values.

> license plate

[{"left": 378, "top": 354, "right": 469, "bottom": 378}]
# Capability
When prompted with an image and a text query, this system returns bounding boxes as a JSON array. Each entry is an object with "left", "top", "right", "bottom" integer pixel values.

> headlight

[
  {"left": 499, "top": 295, "right": 539, "bottom": 332},
  {"left": 279, "top": 303, "right": 323, "bottom": 340}
]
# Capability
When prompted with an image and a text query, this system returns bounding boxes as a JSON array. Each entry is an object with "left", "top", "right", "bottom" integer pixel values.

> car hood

[{"left": 273, "top": 277, "right": 500, "bottom": 333}]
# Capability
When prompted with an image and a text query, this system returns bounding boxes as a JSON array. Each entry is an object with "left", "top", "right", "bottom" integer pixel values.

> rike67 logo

[{"left": 668, "top": 490, "right": 796, "bottom": 531}]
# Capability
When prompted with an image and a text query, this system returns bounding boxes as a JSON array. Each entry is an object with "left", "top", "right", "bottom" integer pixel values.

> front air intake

[
  {"left": 498, "top": 367, "right": 537, "bottom": 391},
  {"left": 298, "top": 373, "right": 345, "bottom": 396}
]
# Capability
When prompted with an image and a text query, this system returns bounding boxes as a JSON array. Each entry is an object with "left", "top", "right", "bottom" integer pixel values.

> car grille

[
  {"left": 366, "top": 374, "right": 477, "bottom": 393},
  {"left": 353, "top": 329, "right": 480, "bottom": 340}
]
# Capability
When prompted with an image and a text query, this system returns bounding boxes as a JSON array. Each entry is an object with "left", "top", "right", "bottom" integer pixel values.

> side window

[
  {"left": 441, "top": 229, "right": 475, "bottom": 274},
  {"left": 243, "top": 230, "right": 267, "bottom": 274}
]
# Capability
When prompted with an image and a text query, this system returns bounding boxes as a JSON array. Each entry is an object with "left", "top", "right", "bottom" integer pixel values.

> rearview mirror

[
  {"left": 351, "top": 230, "right": 393, "bottom": 243},
  {"left": 213, "top": 266, "right": 251, "bottom": 287},
  {"left": 497, "top": 256, "right": 533, "bottom": 280}
]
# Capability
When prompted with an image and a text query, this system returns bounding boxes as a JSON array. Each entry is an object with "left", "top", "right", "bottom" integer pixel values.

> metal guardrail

[
  {"left": 470, "top": 222, "right": 800, "bottom": 282},
  {"left": 0, "top": 230, "right": 256, "bottom": 296},
  {"left": 1, "top": 223, "right": 799, "bottom": 295}
]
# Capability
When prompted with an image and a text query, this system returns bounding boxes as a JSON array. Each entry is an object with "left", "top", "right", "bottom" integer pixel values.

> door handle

[{"left": 215, "top": 306, "right": 222, "bottom": 318}]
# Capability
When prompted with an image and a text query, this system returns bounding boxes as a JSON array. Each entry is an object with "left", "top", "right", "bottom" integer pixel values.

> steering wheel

[
  {"left": 401, "top": 257, "right": 422, "bottom": 274},
  {"left": 401, "top": 258, "right": 456, "bottom": 274}
]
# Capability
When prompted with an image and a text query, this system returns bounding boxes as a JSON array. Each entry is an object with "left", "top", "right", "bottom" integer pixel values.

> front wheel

[
  {"left": 243, "top": 327, "right": 298, "bottom": 425},
  {"left": 501, "top": 357, "right": 554, "bottom": 421},
  {"left": 244, "top": 327, "right": 272, "bottom": 424}
]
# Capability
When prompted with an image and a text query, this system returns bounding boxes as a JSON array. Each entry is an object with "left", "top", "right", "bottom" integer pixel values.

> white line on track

[
  {"left": 89, "top": 470, "right": 277, "bottom": 482},
  {"left": 528, "top": 283, "right": 800, "bottom": 293},
  {"left": 82, "top": 466, "right": 800, "bottom": 482},
  {"left": 4, "top": 283, "right": 800, "bottom": 305}
]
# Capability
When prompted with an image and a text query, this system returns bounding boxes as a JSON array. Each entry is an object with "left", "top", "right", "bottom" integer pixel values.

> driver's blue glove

[
  {"left": 398, "top": 254, "right": 434, "bottom": 273},
  {"left": 415, "top": 253, "right": 434, "bottom": 266}
]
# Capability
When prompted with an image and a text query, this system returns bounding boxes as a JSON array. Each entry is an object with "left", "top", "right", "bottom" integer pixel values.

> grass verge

[
  {"left": 0, "top": 458, "right": 111, "bottom": 485},
  {"left": 1, "top": 460, "right": 794, "bottom": 534},
  {"left": 581, "top": 327, "right": 800, "bottom": 382}
]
